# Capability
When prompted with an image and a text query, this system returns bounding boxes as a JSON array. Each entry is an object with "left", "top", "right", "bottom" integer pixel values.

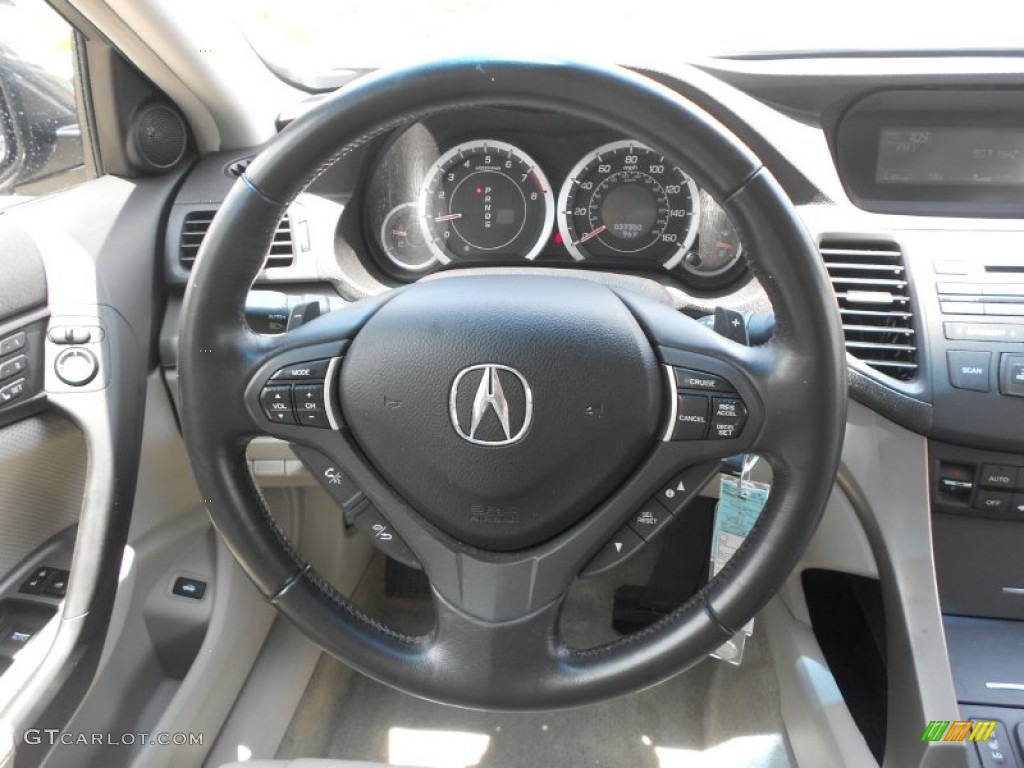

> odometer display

[
  {"left": 420, "top": 140, "right": 553, "bottom": 264},
  {"left": 557, "top": 141, "right": 699, "bottom": 267}
]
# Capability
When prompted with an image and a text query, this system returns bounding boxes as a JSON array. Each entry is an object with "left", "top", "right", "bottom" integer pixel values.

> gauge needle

[
  {"left": 577, "top": 225, "right": 606, "bottom": 244},
  {"left": 391, "top": 229, "right": 407, "bottom": 237},
  {"left": 434, "top": 213, "right": 463, "bottom": 223},
  {"left": 714, "top": 241, "right": 736, "bottom": 251}
]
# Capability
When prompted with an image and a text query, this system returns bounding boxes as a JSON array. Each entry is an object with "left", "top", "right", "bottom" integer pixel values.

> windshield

[{"left": 234, "top": 0, "right": 1021, "bottom": 82}]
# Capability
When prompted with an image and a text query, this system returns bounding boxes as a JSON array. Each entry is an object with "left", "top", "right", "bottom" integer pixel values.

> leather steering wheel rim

[{"left": 178, "top": 57, "right": 847, "bottom": 710}]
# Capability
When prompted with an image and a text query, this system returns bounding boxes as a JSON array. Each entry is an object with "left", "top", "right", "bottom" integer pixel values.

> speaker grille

[{"left": 131, "top": 104, "right": 186, "bottom": 171}]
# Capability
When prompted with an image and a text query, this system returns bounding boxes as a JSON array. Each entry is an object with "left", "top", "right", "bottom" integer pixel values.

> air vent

[
  {"left": 820, "top": 240, "right": 918, "bottom": 381},
  {"left": 225, "top": 156, "right": 254, "bottom": 177},
  {"left": 178, "top": 210, "right": 294, "bottom": 270}
]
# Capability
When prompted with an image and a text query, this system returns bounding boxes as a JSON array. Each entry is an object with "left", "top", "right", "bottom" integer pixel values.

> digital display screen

[{"left": 876, "top": 127, "right": 1024, "bottom": 186}]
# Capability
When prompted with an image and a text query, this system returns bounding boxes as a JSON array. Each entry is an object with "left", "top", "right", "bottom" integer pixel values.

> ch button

[{"left": 293, "top": 384, "right": 329, "bottom": 428}]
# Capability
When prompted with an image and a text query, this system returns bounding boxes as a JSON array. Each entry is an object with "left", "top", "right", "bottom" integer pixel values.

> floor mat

[{"left": 277, "top": 552, "right": 793, "bottom": 768}]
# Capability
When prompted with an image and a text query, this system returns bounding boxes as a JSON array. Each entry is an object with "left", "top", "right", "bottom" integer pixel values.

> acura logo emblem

[{"left": 450, "top": 364, "right": 533, "bottom": 446}]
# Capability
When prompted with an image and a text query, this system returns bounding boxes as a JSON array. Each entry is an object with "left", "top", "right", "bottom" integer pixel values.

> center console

[
  {"left": 832, "top": 86, "right": 1024, "bottom": 762},
  {"left": 908, "top": 237, "right": 1024, "bottom": 767}
]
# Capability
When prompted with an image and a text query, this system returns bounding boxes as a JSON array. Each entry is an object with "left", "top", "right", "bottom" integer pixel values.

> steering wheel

[{"left": 178, "top": 57, "right": 846, "bottom": 710}]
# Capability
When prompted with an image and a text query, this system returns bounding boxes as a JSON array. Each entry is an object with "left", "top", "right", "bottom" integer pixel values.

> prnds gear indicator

[{"left": 420, "top": 140, "right": 553, "bottom": 264}]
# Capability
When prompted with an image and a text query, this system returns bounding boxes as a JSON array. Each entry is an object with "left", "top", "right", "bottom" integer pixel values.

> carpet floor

[{"left": 277, "top": 547, "right": 793, "bottom": 768}]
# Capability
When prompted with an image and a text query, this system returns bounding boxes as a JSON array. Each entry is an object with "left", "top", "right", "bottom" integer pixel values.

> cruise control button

[
  {"left": 709, "top": 397, "right": 747, "bottom": 439},
  {"left": 973, "top": 490, "right": 1013, "bottom": 513},
  {"left": 673, "top": 367, "right": 733, "bottom": 393},
  {"left": 628, "top": 501, "right": 673, "bottom": 541},
  {"left": 0, "top": 331, "right": 26, "bottom": 357},
  {"left": 270, "top": 359, "right": 331, "bottom": 381},
  {"left": 0, "top": 354, "right": 27, "bottom": 381},
  {"left": 349, "top": 503, "right": 419, "bottom": 568},
  {"left": 980, "top": 464, "right": 1018, "bottom": 490},
  {"left": 581, "top": 526, "right": 645, "bottom": 576},
  {"left": 672, "top": 395, "right": 709, "bottom": 440}
]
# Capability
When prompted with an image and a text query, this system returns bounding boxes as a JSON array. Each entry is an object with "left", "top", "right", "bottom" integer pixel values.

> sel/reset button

[{"left": 947, "top": 350, "right": 991, "bottom": 392}]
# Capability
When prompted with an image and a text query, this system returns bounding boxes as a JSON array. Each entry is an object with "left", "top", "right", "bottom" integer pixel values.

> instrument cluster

[{"left": 364, "top": 119, "right": 748, "bottom": 289}]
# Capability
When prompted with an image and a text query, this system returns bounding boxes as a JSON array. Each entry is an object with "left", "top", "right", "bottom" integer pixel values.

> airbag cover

[{"left": 340, "top": 276, "right": 661, "bottom": 551}]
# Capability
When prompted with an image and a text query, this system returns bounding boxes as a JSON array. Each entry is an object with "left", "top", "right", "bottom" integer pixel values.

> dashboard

[
  {"left": 154, "top": 58, "right": 1024, "bottom": 766},
  {"left": 360, "top": 111, "right": 747, "bottom": 289}
]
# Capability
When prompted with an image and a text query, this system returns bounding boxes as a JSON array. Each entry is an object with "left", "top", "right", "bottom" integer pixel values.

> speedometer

[
  {"left": 557, "top": 141, "right": 699, "bottom": 267},
  {"left": 420, "top": 140, "right": 553, "bottom": 264}
]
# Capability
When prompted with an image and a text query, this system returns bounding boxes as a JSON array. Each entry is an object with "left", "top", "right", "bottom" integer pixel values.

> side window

[{"left": 0, "top": 0, "right": 87, "bottom": 204}]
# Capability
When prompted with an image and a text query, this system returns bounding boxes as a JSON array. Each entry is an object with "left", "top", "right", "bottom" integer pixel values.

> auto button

[{"left": 980, "top": 464, "right": 1018, "bottom": 490}]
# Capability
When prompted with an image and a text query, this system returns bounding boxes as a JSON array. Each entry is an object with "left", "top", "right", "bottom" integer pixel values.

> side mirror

[
  {"left": 0, "top": 91, "right": 15, "bottom": 192},
  {"left": 0, "top": 47, "right": 82, "bottom": 196}
]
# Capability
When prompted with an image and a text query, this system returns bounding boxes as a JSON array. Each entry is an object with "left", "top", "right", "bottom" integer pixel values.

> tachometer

[
  {"left": 420, "top": 140, "right": 553, "bottom": 264},
  {"left": 557, "top": 140, "right": 699, "bottom": 267}
]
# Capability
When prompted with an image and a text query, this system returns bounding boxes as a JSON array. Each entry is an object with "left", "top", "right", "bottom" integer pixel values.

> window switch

[
  {"left": 20, "top": 566, "right": 56, "bottom": 595},
  {"left": 172, "top": 577, "right": 207, "bottom": 600},
  {"left": 42, "top": 570, "right": 69, "bottom": 598}
]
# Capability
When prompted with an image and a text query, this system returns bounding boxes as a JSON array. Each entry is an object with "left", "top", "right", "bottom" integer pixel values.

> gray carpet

[{"left": 277, "top": 548, "right": 793, "bottom": 767}]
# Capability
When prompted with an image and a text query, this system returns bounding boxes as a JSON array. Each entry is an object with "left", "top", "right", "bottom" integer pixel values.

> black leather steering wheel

[{"left": 178, "top": 57, "right": 846, "bottom": 709}]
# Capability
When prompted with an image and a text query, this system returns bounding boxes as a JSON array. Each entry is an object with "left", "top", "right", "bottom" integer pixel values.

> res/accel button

[{"left": 709, "top": 397, "right": 747, "bottom": 439}]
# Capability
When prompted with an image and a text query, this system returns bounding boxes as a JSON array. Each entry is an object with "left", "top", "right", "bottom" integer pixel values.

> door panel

[{"left": 0, "top": 413, "right": 85, "bottom": 578}]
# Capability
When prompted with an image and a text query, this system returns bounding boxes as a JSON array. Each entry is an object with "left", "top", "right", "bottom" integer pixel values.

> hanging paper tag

[{"left": 710, "top": 471, "right": 770, "bottom": 665}]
